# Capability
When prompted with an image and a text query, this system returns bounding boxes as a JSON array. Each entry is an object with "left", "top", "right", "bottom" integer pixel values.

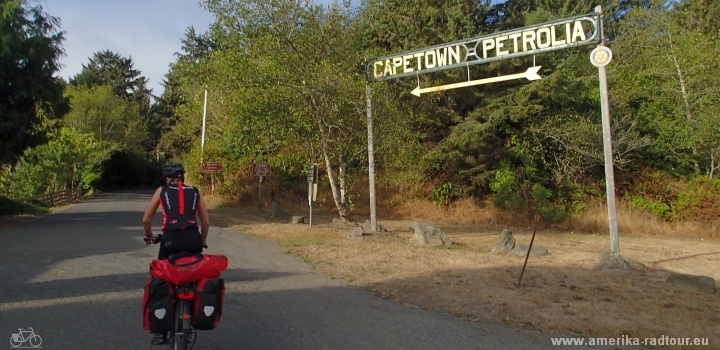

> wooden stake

[{"left": 518, "top": 215, "right": 542, "bottom": 287}]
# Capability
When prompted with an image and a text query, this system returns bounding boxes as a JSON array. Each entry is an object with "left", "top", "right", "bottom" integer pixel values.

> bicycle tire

[
  {"left": 29, "top": 335, "right": 42, "bottom": 347},
  {"left": 181, "top": 300, "right": 190, "bottom": 350},
  {"left": 174, "top": 300, "right": 183, "bottom": 350}
]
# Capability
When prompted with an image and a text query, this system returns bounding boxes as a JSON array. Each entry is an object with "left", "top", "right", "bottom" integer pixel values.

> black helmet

[{"left": 162, "top": 163, "right": 185, "bottom": 179}]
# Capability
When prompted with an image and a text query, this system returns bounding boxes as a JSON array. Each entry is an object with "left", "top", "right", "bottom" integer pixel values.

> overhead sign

[
  {"left": 366, "top": 12, "right": 600, "bottom": 81},
  {"left": 201, "top": 162, "right": 223, "bottom": 173},
  {"left": 252, "top": 163, "right": 271, "bottom": 177},
  {"left": 590, "top": 46, "right": 612, "bottom": 67},
  {"left": 411, "top": 66, "right": 542, "bottom": 96}
]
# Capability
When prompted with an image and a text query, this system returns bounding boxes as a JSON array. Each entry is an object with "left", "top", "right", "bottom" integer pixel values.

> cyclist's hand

[
  {"left": 144, "top": 235, "right": 154, "bottom": 245},
  {"left": 203, "top": 244, "right": 208, "bottom": 251}
]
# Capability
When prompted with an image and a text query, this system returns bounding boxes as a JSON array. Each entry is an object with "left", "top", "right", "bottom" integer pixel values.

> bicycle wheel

[
  {"left": 181, "top": 300, "right": 190, "bottom": 350},
  {"left": 9, "top": 336, "right": 22, "bottom": 348},
  {"left": 29, "top": 335, "right": 42, "bottom": 347},
  {"left": 173, "top": 300, "right": 183, "bottom": 350}
]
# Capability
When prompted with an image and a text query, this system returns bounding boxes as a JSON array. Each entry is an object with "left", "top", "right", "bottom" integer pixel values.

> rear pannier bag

[
  {"left": 192, "top": 277, "right": 225, "bottom": 330},
  {"left": 150, "top": 254, "right": 228, "bottom": 286},
  {"left": 142, "top": 276, "right": 174, "bottom": 333}
]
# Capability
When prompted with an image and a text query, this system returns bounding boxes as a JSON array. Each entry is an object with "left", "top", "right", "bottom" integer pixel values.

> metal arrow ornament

[{"left": 411, "top": 66, "right": 542, "bottom": 97}]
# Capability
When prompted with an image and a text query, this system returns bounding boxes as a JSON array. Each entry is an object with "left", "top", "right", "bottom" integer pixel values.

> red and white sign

[
  {"left": 252, "top": 163, "right": 271, "bottom": 176},
  {"left": 201, "top": 162, "right": 223, "bottom": 173}
]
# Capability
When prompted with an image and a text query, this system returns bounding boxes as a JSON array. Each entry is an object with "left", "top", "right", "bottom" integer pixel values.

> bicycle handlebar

[{"left": 144, "top": 234, "right": 209, "bottom": 250}]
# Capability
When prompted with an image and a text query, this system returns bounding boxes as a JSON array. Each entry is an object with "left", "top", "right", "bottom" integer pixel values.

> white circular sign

[{"left": 590, "top": 46, "right": 613, "bottom": 67}]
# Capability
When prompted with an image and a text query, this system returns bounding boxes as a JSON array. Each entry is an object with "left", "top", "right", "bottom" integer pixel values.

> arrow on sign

[{"left": 411, "top": 66, "right": 542, "bottom": 97}]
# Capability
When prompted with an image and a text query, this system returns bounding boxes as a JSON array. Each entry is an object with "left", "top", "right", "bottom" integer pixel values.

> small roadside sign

[
  {"left": 252, "top": 163, "right": 271, "bottom": 177},
  {"left": 307, "top": 163, "right": 318, "bottom": 184},
  {"left": 201, "top": 162, "right": 223, "bottom": 173}
]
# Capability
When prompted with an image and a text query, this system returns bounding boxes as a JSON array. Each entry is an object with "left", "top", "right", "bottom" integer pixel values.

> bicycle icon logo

[{"left": 9, "top": 328, "right": 42, "bottom": 348}]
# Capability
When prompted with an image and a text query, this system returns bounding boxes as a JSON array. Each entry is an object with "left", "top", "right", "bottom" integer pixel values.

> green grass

[{"left": 0, "top": 196, "right": 50, "bottom": 216}]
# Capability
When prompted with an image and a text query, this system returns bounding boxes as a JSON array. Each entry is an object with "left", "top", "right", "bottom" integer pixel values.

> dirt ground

[{"left": 211, "top": 205, "right": 720, "bottom": 349}]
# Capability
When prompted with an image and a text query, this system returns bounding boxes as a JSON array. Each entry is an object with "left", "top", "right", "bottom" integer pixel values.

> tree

[
  {"left": 63, "top": 85, "right": 147, "bottom": 153},
  {"left": 0, "top": 0, "right": 69, "bottom": 165},
  {"left": 69, "top": 50, "right": 146, "bottom": 99}
]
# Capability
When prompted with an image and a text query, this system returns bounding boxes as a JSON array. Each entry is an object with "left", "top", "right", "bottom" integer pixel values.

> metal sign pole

[
  {"left": 595, "top": 5, "right": 620, "bottom": 254},
  {"left": 309, "top": 183, "right": 313, "bottom": 226},
  {"left": 211, "top": 173, "right": 214, "bottom": 196},
  {"left": 258, "top": 175, "right": 263, "bottom": 213},
  {"left": 366, "top": 82, "right": 377, "bottom": 232}
]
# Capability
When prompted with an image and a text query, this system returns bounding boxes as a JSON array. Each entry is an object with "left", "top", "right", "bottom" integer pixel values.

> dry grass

[{"left": 209, "top": 199, "right": 720, "bottom": 349}]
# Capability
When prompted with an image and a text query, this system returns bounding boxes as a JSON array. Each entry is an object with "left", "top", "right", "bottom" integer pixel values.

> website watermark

[
  {"left": 9, "top": 328, "right": 42, "bottom": 348},
  {"left": 551, "top": 335, "right": 709, "bottom": 347}
]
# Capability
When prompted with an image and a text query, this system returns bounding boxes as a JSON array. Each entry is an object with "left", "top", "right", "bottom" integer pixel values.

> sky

[
  {"left": 41, "top": 0, "right": 216, "bottom": 96},
  {"left": 41, "top": 0, "right": 501, "bottom": 97}
]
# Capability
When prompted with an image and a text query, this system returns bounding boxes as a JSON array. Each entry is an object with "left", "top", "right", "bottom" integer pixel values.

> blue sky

[
  {"left": 42, "top": 0, "right": 216, "bottom": 96},
  {"left": 41, "top": 0, "right": 343, "bottom": 96},
  {"left": 41, "top": 0, "right": 501, "bottom": 96}
]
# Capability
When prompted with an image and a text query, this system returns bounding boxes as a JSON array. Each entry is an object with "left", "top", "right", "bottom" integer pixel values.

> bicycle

[
  {"left": 10, "top": 327, "right": 42, "bottom": 348},
  {"left": 145, "top": 234, "right": 208, "bottom": 350}
]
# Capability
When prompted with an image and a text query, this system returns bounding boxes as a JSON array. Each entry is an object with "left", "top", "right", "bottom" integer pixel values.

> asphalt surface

[{"left": 0, "top": 191, "right": 613, "bottom": 349}]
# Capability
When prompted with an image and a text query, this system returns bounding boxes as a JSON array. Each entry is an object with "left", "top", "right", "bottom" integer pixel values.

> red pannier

[{"left": 150, "top": 254, "right": 228, "bottom": 285}]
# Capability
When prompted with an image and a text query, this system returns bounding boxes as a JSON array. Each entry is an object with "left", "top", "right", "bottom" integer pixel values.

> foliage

[
  {"left": 0, "top": 0, "right": 69, "bottom": 165},
  {"left": 5, "top": 128, "right": 108, "bottom": 198}
]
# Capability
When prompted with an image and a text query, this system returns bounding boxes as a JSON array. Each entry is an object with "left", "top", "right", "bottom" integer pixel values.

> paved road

[{"left": 0, "top": 191, "right": 606, "bottom": 349}]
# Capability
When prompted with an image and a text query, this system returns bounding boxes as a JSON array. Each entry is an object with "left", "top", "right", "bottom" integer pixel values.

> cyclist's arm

[
  {"left": 197, "top": 192, "right": 210, "bottom": 246},
  {"left": 142, "top": 187, "right": 162, "bottom": 238}
]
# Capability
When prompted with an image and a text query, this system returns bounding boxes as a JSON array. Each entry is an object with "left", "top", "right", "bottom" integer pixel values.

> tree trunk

[
  {"left": 317, "top": 118, "right": 351, "bottom": 221},
  {"left": 668, "top": 33, "right": 699, "bottom": 172}
]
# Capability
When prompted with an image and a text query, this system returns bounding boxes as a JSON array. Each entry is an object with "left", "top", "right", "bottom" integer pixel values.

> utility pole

[{"left": 201, "top": 86, "right": 208, "bottom": 165}]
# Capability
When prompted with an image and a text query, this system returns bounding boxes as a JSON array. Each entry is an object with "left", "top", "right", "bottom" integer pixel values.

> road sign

[
  {"left": 590, "top": 46, "right": 612, "bottom": 67},
  {"left": 307, "top": 163, "right": 318, "bottom": 184},
  {"left": 366, "top": 12, "right": 600, "bottom": 81},
  {"left": 411, "top": 66, "right": 542, "bottom": 96},
  {"left": 252, "top": 163, "right": 271, "bottom": 177},
  {"left": 201, "top": 162, "right": 223, "bottom": 173}
]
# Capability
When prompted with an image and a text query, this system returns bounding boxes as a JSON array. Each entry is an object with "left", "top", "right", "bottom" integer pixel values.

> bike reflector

[{"left": 150, "top": 254, "right": 228, "bottom": 285}]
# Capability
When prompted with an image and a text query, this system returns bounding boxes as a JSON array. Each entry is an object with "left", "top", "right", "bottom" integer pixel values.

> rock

[
  {"left": 270, "top": 202, "right": 289, "bottom": 220},
  {"left": 490, "top": 229, "right": 515, "bottom": 254},
  {"left": 362, "top": 219, "right": 387, "bottom": 232},
  {"left": 596, "top": 250, "right": 629, "bottom": 270},
  {"left": 409, "top": 222, "right": 452, "bottom": 246},
  {"left": 289, "top": 216, "right": 305, "bottom": 224},
  {"left": 513, "top": 243, "right": 548, "bottom": 257},
  {"left": 346, "top": 227, "right": 364, "bottom": 240},
  {"left": 667, "top": 273, "right": 716, "bottom": 294}
]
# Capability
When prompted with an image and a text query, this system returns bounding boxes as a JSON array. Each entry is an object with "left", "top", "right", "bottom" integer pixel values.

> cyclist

[{"left": 142, "top": 163, "right": 210, "bottom": 345}]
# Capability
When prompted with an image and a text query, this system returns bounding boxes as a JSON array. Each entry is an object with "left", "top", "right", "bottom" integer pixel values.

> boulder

[
  {"left": 490, "top": 229, "right": 515, "bottom": 254},
  {"left": 362, "top": 219, "right": 387, "bottom": 232},
  {"left": 270, "top": 202, "right": 289, "bottom": 220},
  {"left": 667, "top": 273, "right": 716, "bottom": 294},
  {"left": 513, "top": 243, "right": 548, "bottom": 257},
  {"left": 289, "top": 216, "right": 305, "bottom": 224},
  {"left": 409, "top": 222, "right": 452, "bottom": 246},
  {"left": 596, "top": 250, "right": 629, "bottom": 270},
  {"left": 346, "top": 226, "right": 364, "bottom": 240}
]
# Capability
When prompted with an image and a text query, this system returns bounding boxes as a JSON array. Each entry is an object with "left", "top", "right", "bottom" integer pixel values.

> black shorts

[{"left": 157, "top": 229, "right": 203, "bottom": 259}]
